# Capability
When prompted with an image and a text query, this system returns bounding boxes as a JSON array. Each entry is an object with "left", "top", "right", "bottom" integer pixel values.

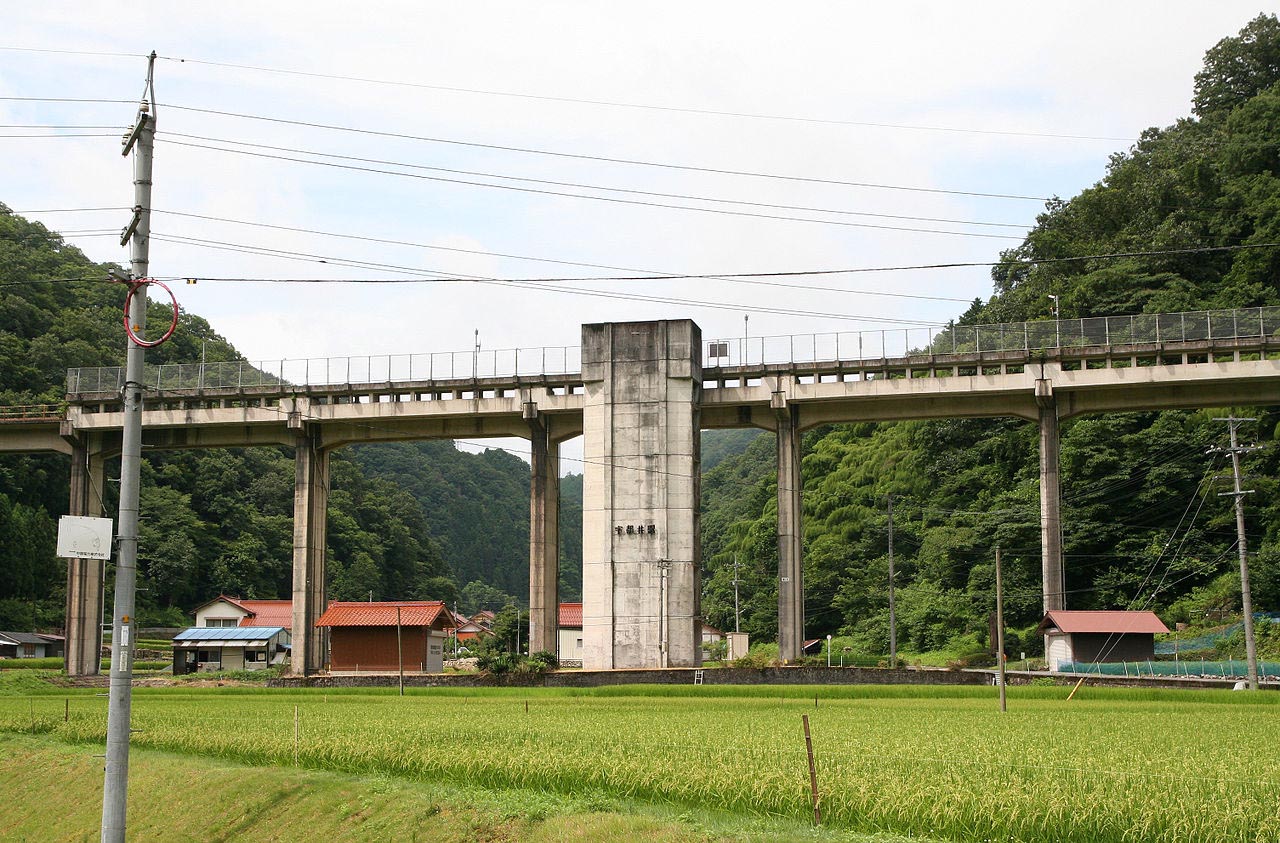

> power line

[
  {"left": 161, "top": 138, "right": 1027, "bottom": 239},
  {"left": 0, "top": 46, "right": 147, "bottom": 60},
  {"left": 149, "top": 209, "right": 977, "bottom": 303},
  {"left": 8, "top": 206, "right": 131, "bottom": 214},
  {"left": 160, "top": 103, "right": 1054, "bottom": 202},
  {"left": 161, "top": 131, "right": 1032, "bottom": 231},
  {"left": 0, "top": 132, "right": 119, "bottom": 138},
  {"left": 148, "top": 232, "right": 945, "bottom": 325},
  {"left": 147, "top": 233, "right": 1280, "bottom": 283},
  {"left": 155, "top": 53, "right": 1134, "bottom": 142},
  {"left": 0, "top": 124, "right": 126, "bottom": 129},
  {"left": 0, "top": 96, "right": 135, "bottom": 104}
]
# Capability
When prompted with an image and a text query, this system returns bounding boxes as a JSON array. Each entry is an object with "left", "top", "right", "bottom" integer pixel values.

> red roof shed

[{"left": 316, "top": 602, "right": 457, "bottom": 673}]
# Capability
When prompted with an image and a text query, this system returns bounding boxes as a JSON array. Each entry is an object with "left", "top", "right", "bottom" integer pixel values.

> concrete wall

[{"left": 581, "top": 320, "right": 702, "bottom": 669}]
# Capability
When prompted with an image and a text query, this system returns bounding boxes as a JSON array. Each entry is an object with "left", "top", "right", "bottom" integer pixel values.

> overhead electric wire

[
  {"left": 0, "top": 132, "right": 119, "bottom": 138},
  {"left": 0, "top": 46, "right": 147, "bottom": 60},
  {"left": 149, "top": 209, "right": 977, "bottom": 303},
  {"left": 162, "top": 138, "right": 1026, "bottom": 239},
  {"left": 0, "top": 123, "right": 125, "bottom": 129},
  {"left": 161, "top": 131, "right": 1031, "bottom": 231},
  {"left": 0, "top": 96, "right": 135, "bottom": 104},
  {"left": 155, "top": 53, "right": 1134, "bottom": 142},
  {"left": 161, "top": 103, "right": 1054, "bottom": 202},
  {"left": 9, "top": 206, "right": 131, "bottom": 214},
  {"left": 148, "top": 231, "right": 945, "bottom": 325}
]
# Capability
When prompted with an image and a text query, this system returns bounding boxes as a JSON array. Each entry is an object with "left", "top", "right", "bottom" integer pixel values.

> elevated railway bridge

[{"left": 5, "top": 306, "right": 1280, "bottom": 675}]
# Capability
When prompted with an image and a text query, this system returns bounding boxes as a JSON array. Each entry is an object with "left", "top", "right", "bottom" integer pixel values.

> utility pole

[
  {"left": 657, "top": 558, "right": 671, "bottom": 668},
  {"left": 887, "top": 494, "right": 897, "bottom": 668},
  {"left": 732, "top": 553, "right": 741, "bottom": 634},
  {"left": 102, "top": 52, "right": 156, "bottom": 843},
  {"left": 1214, "top": 417, "right": 1260, "bottom": 690},
  {"left": 995, "top": 545, "right": 1006, "bottom": 712}
]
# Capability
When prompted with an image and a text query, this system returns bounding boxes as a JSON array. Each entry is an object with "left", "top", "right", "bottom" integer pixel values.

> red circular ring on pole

[{"left": 122, "top": 278, "right": 179, "bottom": 348}]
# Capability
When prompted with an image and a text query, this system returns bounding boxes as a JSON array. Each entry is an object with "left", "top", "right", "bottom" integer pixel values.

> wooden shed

[
  {"left": 316, "top": 601, "right": 457, "bottom": 674},
  {"left": 1038, "top": 610, "right": 1169, "bottom": 672}
]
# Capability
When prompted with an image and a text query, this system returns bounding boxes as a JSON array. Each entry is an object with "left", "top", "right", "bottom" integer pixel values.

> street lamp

[
  {"left": 1048, "top": 294, "right": 1060, "bottom": 319},
  {"left": 826, "top": 634, "right": 833, "bottom": 667}
]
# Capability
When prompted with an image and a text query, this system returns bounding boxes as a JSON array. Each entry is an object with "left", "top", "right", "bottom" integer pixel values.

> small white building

[{"left": 557, "top": 603, "right": 584, "bottom": 664}]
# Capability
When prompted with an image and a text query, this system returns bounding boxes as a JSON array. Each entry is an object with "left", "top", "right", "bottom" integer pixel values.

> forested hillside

[
  {"left": 0, "top": 206, "right": 582, "bottom": 629},
  {"left": 3, "top": 15, "right": 1279, "bottom": 655},
  {"left": 698, "top": 15, "right": 1280, "bottom": 657}
]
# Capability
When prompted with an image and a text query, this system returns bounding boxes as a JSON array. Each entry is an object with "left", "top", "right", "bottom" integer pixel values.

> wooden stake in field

[
  {"left": 294, "top": 705, "right": 300, "bottom": 767},
  {"left": 1066, "top": 677, "right": 1086, "bottom": 701},
  {"left": 802, "top": 714, "right": 820, "bottom": 825}
]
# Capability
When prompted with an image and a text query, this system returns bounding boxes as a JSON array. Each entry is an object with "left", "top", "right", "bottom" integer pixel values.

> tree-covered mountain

[
  {"left": 698, "top": 14, "right": 1280, "bottom": 657},
  {"left": 0, "top": 205, "right": 580, "bottom": 629}
]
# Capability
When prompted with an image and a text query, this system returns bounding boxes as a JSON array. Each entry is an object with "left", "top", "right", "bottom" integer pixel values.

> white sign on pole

[{"left": 56, "top": 515, "right": 114, "bottom": 560}]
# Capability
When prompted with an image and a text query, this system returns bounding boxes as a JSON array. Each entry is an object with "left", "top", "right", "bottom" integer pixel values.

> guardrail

[
  {"left": 704, "top": 306, "right": 1280, "bottom": 367},
  {"left": 67, "top": 345, "right": 583, "bottom": 395},
  {"left": 0, "top": 404, "right": 63, "bottom": 420}
]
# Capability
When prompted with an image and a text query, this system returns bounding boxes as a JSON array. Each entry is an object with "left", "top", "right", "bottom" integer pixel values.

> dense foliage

[
  {"left": 3, "top": 15, "right": 1280, "bottom": 655},
  {"left": 0, "top": 205, "right": 581, "bottom": 629},
  {"left": 699, "top": 15, "right": 1280, "bottom": 656}
]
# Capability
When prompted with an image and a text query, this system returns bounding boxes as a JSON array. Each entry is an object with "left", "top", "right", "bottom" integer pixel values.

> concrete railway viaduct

[{"left": 4, "top": 307, "right": 1280, "bottom": 675}]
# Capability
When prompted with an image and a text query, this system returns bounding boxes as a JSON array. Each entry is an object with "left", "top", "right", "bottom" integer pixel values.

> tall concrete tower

[{"left": 581, "top": 320, "right": 702, "bottom": 669}]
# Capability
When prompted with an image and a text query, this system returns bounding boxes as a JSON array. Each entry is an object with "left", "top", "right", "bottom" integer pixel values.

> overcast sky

[{"left": 0, "top": 3, "right": 1268, "bottom": 463}]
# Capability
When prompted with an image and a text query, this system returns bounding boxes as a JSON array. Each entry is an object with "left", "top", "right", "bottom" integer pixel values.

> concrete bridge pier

[
  {"left": 581, "top": 320, "right": 702, "bottom": 670},
  {"left": 290, "top": 423, "right": 330, "bottom": 675},
  {"left": 526, "top": 407, "right": 561, "bottom": 655},
  {"left": 63, "top": 435, "right": 107, "bottom": 676},
  {"left": 775, "top": 399, "right": 805, "bottom": 663},
  {"left": 1037, "top": 379, "right": 1064, "bottom": 612}
]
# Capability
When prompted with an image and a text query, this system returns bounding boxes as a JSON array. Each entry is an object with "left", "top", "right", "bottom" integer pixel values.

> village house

[
  {"left": 171, "top": 626, "right": 291, "bottom": 674},
  {"left": 1039, "top": 610, "right": 1170, "bottom": 672},
  {"left": 171, "top": 595, "right": 295, "bottom": 673},
  {"left": 192, "top": 595, "right": 295, "bottom": 630},
  {"left": 316, "top": 601, "right": 457, "bottom": 674},
  {"left": 0, "top": 631, "right": 64, "bottom": 659}
]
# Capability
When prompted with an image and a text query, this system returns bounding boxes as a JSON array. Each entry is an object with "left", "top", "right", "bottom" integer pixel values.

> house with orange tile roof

[
  {"left": 316, "top": 601, "right": 458, "bottom": 674},
  {"left": 192, "top": 595, "right": 297, "bottom": 631}
]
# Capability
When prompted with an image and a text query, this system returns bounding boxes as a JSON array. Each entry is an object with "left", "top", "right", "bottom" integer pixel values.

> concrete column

[
  {"left": 776, "top": 402, "right": 805, "bottom": 663},
  {"left": 1037, "top": 380, "right": 1064, "bottom": 612},
  {"left": 527, "top": 412, "right": 560, "bottom": 655},
  {"left": 64, "top": 442, "right": 106, "bottom": 676},
  {"left": 291, "top": 428, "right": 330, "bottom": 675},
  {"left": 581, "top": 320, "right": 702, "bottom": 669}
]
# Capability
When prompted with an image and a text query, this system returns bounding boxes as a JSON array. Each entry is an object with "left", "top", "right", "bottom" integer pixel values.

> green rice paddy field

[{"left": 1, "top": 678, "right": 1277, "bottom": 842}]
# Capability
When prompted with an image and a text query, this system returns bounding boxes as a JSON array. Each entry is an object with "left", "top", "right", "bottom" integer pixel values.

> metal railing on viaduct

[{"left": 64, "top": 306, "right": 1280, "bottom": 396}]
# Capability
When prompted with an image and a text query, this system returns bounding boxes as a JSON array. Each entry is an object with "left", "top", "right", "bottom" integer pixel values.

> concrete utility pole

[
  {"left": 732, "top": 553, "right": 741, "bottom": 634},
  {"left": 657, "top": 558, "right": 672, "bottom": 668},
  {"left": 102, "top": 52, "right": 156, "bottom": 843},
  {"left": 887, "top": 494, "right": 897, "bottom": 667},
  {"left": 1215, "top": 417, "right": 1260, "bottom": 690},
  {"left": 995, "top": 545, "right": 1006, "bottom": 713}
]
